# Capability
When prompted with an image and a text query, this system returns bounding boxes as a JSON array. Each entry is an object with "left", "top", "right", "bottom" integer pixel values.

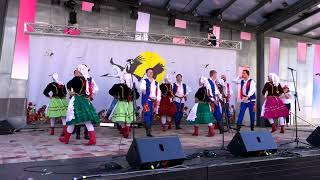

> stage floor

[{"left": 0, "top": 125, "right": 314, "bottom": 165}]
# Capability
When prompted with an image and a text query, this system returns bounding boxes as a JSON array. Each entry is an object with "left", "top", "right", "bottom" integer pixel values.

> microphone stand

[
  {"left": 281, "top": 68, "right": 310, "bottom": 148},
  {"left": 130, "top": 73, "right": 137, "bottom": 140}
]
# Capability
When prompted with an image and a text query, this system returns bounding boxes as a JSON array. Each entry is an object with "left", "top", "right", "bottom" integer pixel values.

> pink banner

[
  {"left": 173, "top": 37, "right": 186, "bottom": 44},
  {"left": 82, "top": 1, "right": 94, "bottom": 12},
  {"left": 11, "top": 0, "right": 37, "bottom": 79},
  {"left": 312, "top": 44, "right": 320, "bottom": 118},
  {"left": 175, "top": 19, "right": 186, "bottom": 29},
  {"left": 297, "top": 42, "right": 307, "bottom": 64},
  {"left": 268, "top": 37, "right": 280, "bottom": 74},
  {"left": 240, "top": 32, "right": 252, "bottom": 41}
]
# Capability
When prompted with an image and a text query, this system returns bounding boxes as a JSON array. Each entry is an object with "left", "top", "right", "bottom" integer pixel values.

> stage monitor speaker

[
  {"left": 227, "top": 131, "right": 277, "bottom": 156},
  {"left": 126, "top": 136, "right": 185, "bottom": 170},
  {"left": 306, "top": 126, "right": 320, "bottom": 147},
  {"left": 0, "top": 120, "right": 15, "bottom": 135}
]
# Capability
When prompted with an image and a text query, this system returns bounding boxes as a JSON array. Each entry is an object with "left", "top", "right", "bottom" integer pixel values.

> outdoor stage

[{"left": 0, "top": 124, "right": 320, "bottom": 180}]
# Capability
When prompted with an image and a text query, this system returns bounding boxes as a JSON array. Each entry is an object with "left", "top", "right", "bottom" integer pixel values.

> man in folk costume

[
  {"left": 234, "top": 70, "right": 256, "bottom": 131},
  {"left": 221, "top": 74, "right": 233, "bottom": 120},
  {"left": 158, "top": 75, "right": 176, "bottom": 131},
  {"left": 140, "top": 68, "right": 161, "bottom": 137},
  {"left": 187, "top": 76, "right": 215, "bottom": 136},
  {"left": 59, "top": 64, "right": 100, "bottom": 145},
  {"left": 43, "top": 73, "right": 68, "bottom": 136},
  {"left": 208, "top": 70, "right": 223, "bottom": 134},
  {"left": 173, "top": 74, "right": 191, "bottom": 130},
  {"left": 109, "top": 73, "right": 139, "bottom": 138},
  {"left": 261, "top": 73, "right": 289, "bottom": 133}
]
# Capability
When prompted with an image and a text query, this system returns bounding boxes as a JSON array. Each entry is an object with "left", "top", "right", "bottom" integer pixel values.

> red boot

[
  {"left": 271, "top": 123, "right": 277, "bottom": 133},
  {"left": 86, "top": 131, "right": 96, "bottom": 145},
  {"left": 123, "top": 126, "right": 130, "bottom": 138},
  {"left": 162, "top": 124, "right": 166, "bottom": 132},
  {"left": 192, "top": 126, "right": 199, "bottom": 136},
  {"left": 214, "top": 122, "right": 219, "bottom": 129},
  {"left": 50, "top": 127, "right": 55, "bottom": 135},
  {"left": 280, "top": 125, "right": 285, "bottom": 133},
  {"left": 206, "top": 126, "right": 215, "bottom": 137},
  {"left": 60, "top": 125, "right": 67, "bottom": 137},
  {"left": 59, "top": 132, "right": 71, "bottom": 144},
  {"left": 168, "top": 121, "right": 172, "bottom": 130}
]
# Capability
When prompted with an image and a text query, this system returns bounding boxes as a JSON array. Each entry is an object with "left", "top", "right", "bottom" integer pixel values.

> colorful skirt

[
  {"left": 46, "top": 98, "right": 68, "bottom": 118},
  {"left": 261, "top": 96, "right": 289, "bottom": 119},
  {"left": 66, "top": 95, "right": 100, "bottom": 125},
  {"left": 187, "top": 102, "right": 214, "bottom": 124},
  {"left": 158, "top": 96, "right": 176, "bottom": 117},
  {"left": 111, "top": 101, "right": 134, "bottom": 123}
]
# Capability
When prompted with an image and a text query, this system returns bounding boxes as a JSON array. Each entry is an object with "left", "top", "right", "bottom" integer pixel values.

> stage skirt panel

[
  {"left": 261, "top": 96, "right": 289, "bottom": 119},
  {"left": 111, "top": 101, "right": 134, "bottom": 123},
  {"left": 158, "top": 96, "right": 176, "bottom": 117},
  {"left": 46, "top": 97, "right": 68, "bottom": 118},
  {"left": 187, "top": 102, "right": 214, "bottom": 124},
  {"left": 66, "top": 95, "right": 100, "bottom": 125}
]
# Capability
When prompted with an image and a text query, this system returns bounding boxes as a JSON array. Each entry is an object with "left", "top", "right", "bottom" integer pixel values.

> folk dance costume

[
  {"left": 109, "top": 74, "right": 139, "bottom": 138},
  {"left": 207, "top": 78, "right": 223, "bottom": 134},
  {"left": 261, "top": 73, "right": 289, "bottom": 133},
  {"left": 187, "top": 77, "right": 215, "bottom": 136},
  {"left": 158, "top": 76, "right": 176, "bottom": 131},
  {"left": 173, "top": 82, "right": 191, "bottom": 129},
  {"left": 43, "top": 73, "right": 68, "bottom": 136},
  {"left": 235, "top": 77, "right": 256, "bottom": 131},
  {"left": 140, "top": 78, "right": 161, "bottom": 137},
  {"left": 59, "top": 65, "right": 100, "bottom": 145},
  {"left": 220, "top": 76, "right": 233, "bottom": 119}
]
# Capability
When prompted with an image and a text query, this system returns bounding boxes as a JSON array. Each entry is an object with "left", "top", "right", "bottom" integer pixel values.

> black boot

[
  {"left": 146, "top": 128, "right": 153, "bottom": 137},
  {"left": 84, "top": 126, "right": 89, "bottom": 140},
  {"left": 75, "top": 125, "right": 81, "bottom": 140},
  {"left": 250, "top": 123, "right": 255, "bottom": 131}
]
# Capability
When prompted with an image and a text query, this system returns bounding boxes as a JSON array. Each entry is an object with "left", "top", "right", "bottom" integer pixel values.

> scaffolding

[{"left": 24, "top": 22, "right": 242, "bottom": 50}]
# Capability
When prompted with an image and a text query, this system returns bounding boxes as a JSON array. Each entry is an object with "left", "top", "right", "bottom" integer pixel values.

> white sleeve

[
  {"left": 140, "top": 79, "right": 146, "bottom": 91},
  {"left": 232, "top": 76, "right": 241, "bottom": 84},
  {"left": 247, "top": 80, "right": 256, "bottom": 97},
  {"left": 92, "top": 79, "right": 99, "bottom": 94},
  {"left": 157, "top": 85, "right": 161, "bottom": 102}
]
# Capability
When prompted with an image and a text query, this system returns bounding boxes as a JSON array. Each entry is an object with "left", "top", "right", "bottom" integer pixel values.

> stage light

[
  {"left": 64, "top": 0, "right": 76, "bottom": 10},
  {"left": 68, "top": 10, "right": 77, "bottom": 25},
  {"left": 130, "top": 7, "right": 138, "bottom": 20},
  {"left": 51, "top": 0, "right": 60, "bottom": 5},
  {"left": 168, "top": 15, "right": 175, "bottom": 26}
]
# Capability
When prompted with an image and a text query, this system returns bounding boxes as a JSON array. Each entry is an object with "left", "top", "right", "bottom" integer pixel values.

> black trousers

[{"left": 285, "top": 103, "right": 291, "bottom": 124}]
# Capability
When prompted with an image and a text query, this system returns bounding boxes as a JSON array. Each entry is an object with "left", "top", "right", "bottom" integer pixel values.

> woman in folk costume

[
  {"left": 109, "top": 73, "right": 139, "bottom": 138},
  {"left": 43, "top": 73, "right": 68, "bottom": 136},
  {"left": 261, "top": 73, "right": 289, "bottom": 133},
  {"left": 59, "top": 64, "right": 100, "bottom": 145},
  {"left": 158, "top": 75, "right": 176, "bottom": 131},
  {"left": 187, "top": 76, "right": 215, "bottom": 136}
]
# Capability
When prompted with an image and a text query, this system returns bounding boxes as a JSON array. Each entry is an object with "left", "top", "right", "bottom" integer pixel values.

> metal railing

[{"left": 24, "top": 22, "right": 242, "bottom": 50}]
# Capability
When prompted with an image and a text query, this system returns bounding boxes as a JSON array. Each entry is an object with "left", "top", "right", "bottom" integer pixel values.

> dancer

[
  {"left": 43, "top": 73, "right": 68, "bottom": 136},
  {"left": 140, "top": 68, "right": 161, "bottom": 137},
  {"left": 173, "top": 74, "right": 191, "bottom": 130},
  {"left": 281, "top": 85, "right": 292, "bottom": 126},
  {"left": 59, "top": 64, "right": 100, "bottom": 145},
  {"left": 208, "top": 70, "right": 223, "bottom": 134},
  {"left": 158, "top": 75, "right": 176, "bottom": 131},
  {"left": 109, "top": 73, "right": 139, "bottom": 138},
  {"left": 221, "top": 74, "right": 233, "bottom": 120},
  {"left": 261, "top": 73, "right": 289, "bottom": 133},
  {"left": 187, "top": 76, "right": 215, "bottom": 136},
  {"left": 234, "top": 70, "right": 256, "bottom": 131}
]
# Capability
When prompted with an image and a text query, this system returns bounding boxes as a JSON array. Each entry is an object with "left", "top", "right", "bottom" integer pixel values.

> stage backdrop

[{"left": 28, "top": 35, "right": 237, "bottom": 113}]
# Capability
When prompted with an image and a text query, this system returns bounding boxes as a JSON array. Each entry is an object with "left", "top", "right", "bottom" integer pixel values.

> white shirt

[
  {"left": 173, "top": 82, "right": 191, "bottom": 103},
  {"left": 233, "top": 77, "right": 256, "bottom": 102},
  {"left": 140, "top": 78, "right": 161, "bottom": 102},
  {"left": 281, "top": 92, "right": 292, "bottom": 104}
]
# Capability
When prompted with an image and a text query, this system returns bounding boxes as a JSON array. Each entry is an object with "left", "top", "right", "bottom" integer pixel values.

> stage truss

[{"left": 24, "top": 22, "right": 242, "bottom": 50}]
